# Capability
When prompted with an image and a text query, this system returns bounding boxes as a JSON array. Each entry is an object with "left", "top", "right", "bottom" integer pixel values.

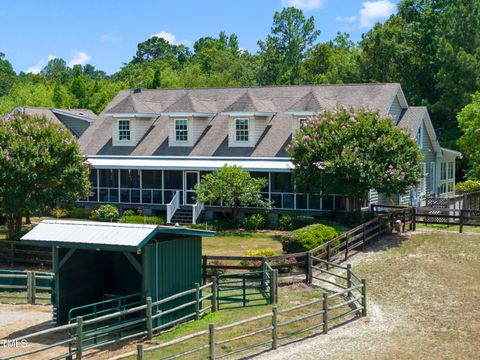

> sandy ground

[{"left": 255, "top": 231, "right": 480, "bottom": 360}]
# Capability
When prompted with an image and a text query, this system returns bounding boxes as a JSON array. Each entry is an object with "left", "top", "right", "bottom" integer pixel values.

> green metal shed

[{"left": 21, "top": 220, "right": 215, "bottom": 325}]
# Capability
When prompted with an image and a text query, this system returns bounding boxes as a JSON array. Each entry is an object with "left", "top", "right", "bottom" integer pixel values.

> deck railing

[
  {"left": 192, "top": 202, "right": 205, "bottom": 224},
  {"left": 166, "top": 190, "right": 180, "bottom": 224}
]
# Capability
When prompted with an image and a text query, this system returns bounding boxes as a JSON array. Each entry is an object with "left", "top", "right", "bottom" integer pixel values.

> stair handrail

[
  {"left": 166, "top": 191, "right": 180, "bottom": 224},
  {"left": 192, "top": 202, "right": 205, "bottom": 224}
]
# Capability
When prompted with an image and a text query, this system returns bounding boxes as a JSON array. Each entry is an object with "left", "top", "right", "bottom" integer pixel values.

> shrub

[
  {"left": 243, "top": 213, "right": 268, "bottom": 230},
  {"left": 240, "top": 248, "right": 277, "bottom": 267},
  {"left": 122, "top": 209, "right": 136, "bottom": 217},
  {"left": 278, "top": 214, "right": 317, "bottom": 231},
  {"left": 50, "top": 207, "right": 68, "bottom": 218},
  {"left": 456, "top": 180, "right": 480, "bottom": 194},
  {"left": 120, "top": 215, "right": 165, "bottom": 225},
  {"left": 68, "top": 207, "right": 91, "bottom": 219},
  {"left": 281, "top": 223, "right": 339, "bottom": 253},
  {"left": 89, "top": 204, "right": 120, "bottom": 222}
]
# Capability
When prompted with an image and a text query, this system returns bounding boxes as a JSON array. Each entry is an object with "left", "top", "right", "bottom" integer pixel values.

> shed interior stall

[{"left": 21, "top": 220, "right": 214, "bottom": 325}]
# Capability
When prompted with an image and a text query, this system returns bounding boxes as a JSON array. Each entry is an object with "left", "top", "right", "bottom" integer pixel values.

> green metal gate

[{"left": 216, "top": 270, "right": 276, "bottom": 309}]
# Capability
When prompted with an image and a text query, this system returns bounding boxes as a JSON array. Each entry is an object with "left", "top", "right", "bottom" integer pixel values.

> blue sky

[{"left": 0, "top": 0, "right": 400, "bottom": 75}]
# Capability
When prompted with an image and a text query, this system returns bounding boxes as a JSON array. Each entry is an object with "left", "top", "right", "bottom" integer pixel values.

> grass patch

[
  {"left": 139, "top": 285, "right": 337, "bottom": 360},
  {"left": 416, "top": 223, "right": 480, "bottom": 233},
  {"left": 203, "top": 232, "right": 283, "bottom": 256}
]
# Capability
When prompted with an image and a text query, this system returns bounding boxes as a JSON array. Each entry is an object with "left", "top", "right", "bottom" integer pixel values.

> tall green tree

[
  {"left": 133, "top": 36, "right": 191, "bottom": 63},
  {"left": 302, "top": 33, "right": 361, "bottom": 84},
  {"left": 0, "top": 112, "right": 91, "bottom": 237},
  {"left": 288, "top": 106, "right": 422, "bottom": 209},
  {"left": 257, "top": 7, "right": 319, "bottom": 85},
  {"left": 458, "top": 92, "right": 480, "bottom": 179},
  {"left": 0, "top": 52, "right": 16, "bottom": 97}
]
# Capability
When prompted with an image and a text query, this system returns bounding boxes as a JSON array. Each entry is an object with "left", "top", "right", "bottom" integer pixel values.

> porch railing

[
  {"left": 192, "top": 202, "right": 205, "bottom": 224},
  {"left": 166, "top": 191, "right": 180, "bottom": 224}
]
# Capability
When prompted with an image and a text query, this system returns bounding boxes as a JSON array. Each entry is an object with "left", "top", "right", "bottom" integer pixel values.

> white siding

[
  {"left": 228, "top": 116, "right": 268, "bottom": 147},
  {"left": 112, "top": 117, "right": 154, "bottom": 147},
  {"left": 388, "top": 96, "right": 403, "bottom": 123}
]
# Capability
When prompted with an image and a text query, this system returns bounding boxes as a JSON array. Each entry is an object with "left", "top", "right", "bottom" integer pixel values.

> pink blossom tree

[
  {"left": 287, "top": 105, "right": 422, "bottom": 210},
  {"left": 0, "top": 112, "right": 91, "bottom": 238}
]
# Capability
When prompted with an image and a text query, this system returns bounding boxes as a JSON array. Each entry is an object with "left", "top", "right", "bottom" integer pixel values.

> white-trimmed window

[
  {"left": 235, "top": 118, "right": 249, "bottom": 142},
  {"left": 416, "top": 122, "right": 424, "bottom": 149},
  {"left": 440, "top": 162, "right": 446, "bottom": 181},
  {"left": 118, "top": 119, "right": 131, "bottom": 141},
  {"left": 175, "top": 119, "right": 188, "bottom": 142},
  {"left": 447, "top": 162, "right": 454, "bottom": 179},
  {"left": 298, "top": 117, "right": 307, "bottom": 128}
]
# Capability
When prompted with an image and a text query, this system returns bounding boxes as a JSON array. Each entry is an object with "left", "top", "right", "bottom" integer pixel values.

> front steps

[{"left": 170, "top": 208, "right": 194, "bottom": 225}]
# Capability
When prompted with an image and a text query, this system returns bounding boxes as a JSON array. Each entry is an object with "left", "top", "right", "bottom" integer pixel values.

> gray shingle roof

[
  {"left": 80, "top": 83, "right": 402, "bottom": 157},
  {"left": 397, "top": 106, "right": 426, "bottom": 135}
]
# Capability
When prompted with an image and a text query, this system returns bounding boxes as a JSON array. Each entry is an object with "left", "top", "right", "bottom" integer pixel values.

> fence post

[
  {"left": 362, "top": 224, "right": 366, "bottom": 250},
  {"left": 322, "top": 293, "right": 328, "bottom": 334},
  {"left": 146, "top": 296, "right": 153, "bottom": 340},
  {"left": 345, "top": 234, "right": 349, "bottom": 260},
  {"left": 347, "top": 264, "right": 352, "bottom": 298},
  {"left": 270, "top": 269, "right": 278, "bottom": 304},
  {"left": 402, "top": 210, "right": 406, "bottom": 233},
  {"left": 26, "top": 271, "right": 34, "bottom": 304},
  {"left": 459, "top": 210, "right": 464, "bottom": 233},
  {"left": 242, "top": 277, "right": 246, "bottom": 307},
  {"left": 272, "top": 306, "right": 278, "bottom": 349},
  {"left": 136, "top": 343, "right": 144, "bottom": 360},
  {"left": 76, "top": 316, "right": 83, "bottom": 360},
  {"left": 211, "top": 278, "right": 218, "bottom": 312},
  {"left": 202, "top": 255, "right": 208, "bottom": 285},
  {"left": 306, "top": 252, "right": 312, "bottom": 284},
  {"left": 10, "top": 243, "right": 14, "bottom": 267},
  {"left": 361, "top": 279, "right": 367, "bottom": 317},
  {"left": 412, "top": 207, "right": 416, "bottom": 231},
  {"left": 209, "top": 323, "right": 215, "bottom": 360},
  {"left": 326, "top": 243, "right": 330, "bottom": 271},
  {"left": 195, "top": 283, "right": 200, "bottom": 320}
]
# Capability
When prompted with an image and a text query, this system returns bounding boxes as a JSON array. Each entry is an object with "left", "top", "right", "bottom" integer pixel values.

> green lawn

[
  {"left": 203, "top": 232, "right": 283, "bottom": 256},
  {"left": 138, "top": 285, "right": 331, "bottom": 360}
]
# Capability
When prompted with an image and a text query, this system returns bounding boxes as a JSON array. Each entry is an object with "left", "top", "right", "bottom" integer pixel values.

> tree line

[{"left": 1, "top": 1, "right": 480, "bottom": 178}]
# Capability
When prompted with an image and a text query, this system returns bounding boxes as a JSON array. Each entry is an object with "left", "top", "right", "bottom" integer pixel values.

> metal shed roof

[{"left": 21, "top": 220, "right": 214, "bottom": 251}]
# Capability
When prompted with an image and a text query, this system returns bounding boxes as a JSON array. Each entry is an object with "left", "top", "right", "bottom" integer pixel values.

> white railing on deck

[
  {"left": 192, "top": 202, "right": 205, "bottom": 224},
  {"left": 166, "top": 191, "right": 180, "bottom": 224}
]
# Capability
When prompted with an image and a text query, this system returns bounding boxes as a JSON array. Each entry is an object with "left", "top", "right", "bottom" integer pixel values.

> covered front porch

[{"left": 79, "top": 156, "right": 355, "bottom": 223}]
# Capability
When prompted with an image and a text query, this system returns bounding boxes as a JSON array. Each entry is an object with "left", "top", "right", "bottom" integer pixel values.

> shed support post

[
  {"left": 76, "top": 316, "right": 83, "bottom": 360},
  {"left": 209, "top": 323, "right": 215, "bottom": 360},
  {"left": 146, "top": 297, "right": 153, "bottom": 340}
]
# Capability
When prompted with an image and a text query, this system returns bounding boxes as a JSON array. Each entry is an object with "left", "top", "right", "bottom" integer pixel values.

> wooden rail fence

[
  {"left": 3, "top": 282, "right": 218, "bottom": 360},
  {"left": 112, "top": 259, "right": 366, "bottom": 360},
  {"left": 0, "top": 240, "right": 51, "bottom": 268},
  {"left": 0, "top": 269, "right": 53, "bottom": 304}
]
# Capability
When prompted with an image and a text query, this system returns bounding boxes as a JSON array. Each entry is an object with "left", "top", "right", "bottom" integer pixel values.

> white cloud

[
  {"left": 152, "top": 30, "right": 177, "bottom": 44},
  {"left": 151, "top": 31, "right": 190, "bottom": 46},
  {"left": 26, "top": 54, "right": 58, "bottom": 74},
  {"left": 100, "top": 33, "right": 121, "bottom": 43},
  {"left": 359, "top": 0, "right": 395, "bottom": 28},
  {"left": 336, "top": 15, "right": 357, "bottom": 23},
  {"left": 68, "top": 50, "right": 91, "bottom": 67},
  {"left": 281, "top": 0, "right": 325, "bottom": 10}
]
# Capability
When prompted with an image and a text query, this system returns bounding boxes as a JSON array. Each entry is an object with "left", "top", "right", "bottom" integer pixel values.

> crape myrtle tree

[
  {"left": 287, "top": 106, "right": 422, "bottom": 210},
  {"left": 193, "top": 165, "right": 269, "bottom": 223},
  {"left": 0, "top": 112, "right": 91, "bottom": 238}
]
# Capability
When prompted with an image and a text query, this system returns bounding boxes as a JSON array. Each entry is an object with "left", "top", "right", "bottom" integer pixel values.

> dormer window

[
  {"left": 118, "top": 119, "right": 131, "bottom": 141},
  {"left": 175, "top": 119, "right": 188, "bottom": 142},
  {"left": 298, "top": 118, "right": 307, "bottom": 129},
  {"left": 235, "top": 118, "right": 249, "bottom": 142}
]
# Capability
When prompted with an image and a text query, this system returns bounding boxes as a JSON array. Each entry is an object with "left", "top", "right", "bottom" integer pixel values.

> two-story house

[{"left": 76, "top": 84, "right": 461, "bottom": 223}]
